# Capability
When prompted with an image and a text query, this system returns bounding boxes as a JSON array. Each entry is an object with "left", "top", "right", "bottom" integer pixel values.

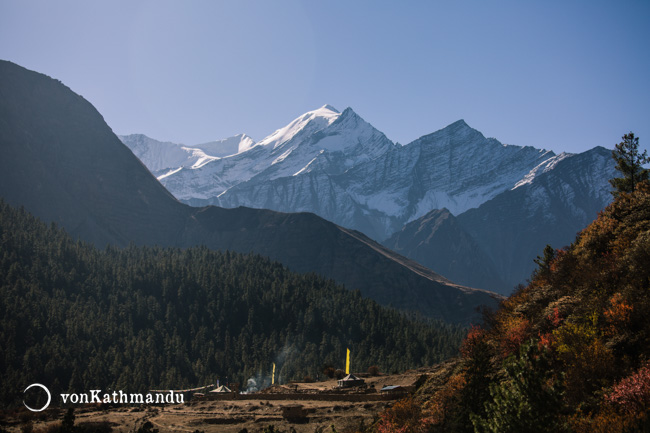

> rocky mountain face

[
  {"left": 134, "top": 114, "right": 559, "bottom": 242},
  {"left": 332, "top": 120, "right": 558, "bottom": 239},
  {"left": 455, "top": 146, "right": 617, "bottom": 292},
  {"left": 152, "top": 105, "right": 397, "bottom": 212},
  {"left": 0, "top": 60, "right": 498, "bottom": 323},
  {"left": 387, "top": 147, "right": 617, "bottom": 294},
  {"left": 124, "top": 101, "right": 616, "bottom": 294},
  {"left": 384, "top": 209, "right": 507, "bottom": 293}
]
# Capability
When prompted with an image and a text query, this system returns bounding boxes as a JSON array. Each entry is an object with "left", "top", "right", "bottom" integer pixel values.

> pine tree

[
  {"left": 471, "top": 340, "right": 566, "bottom": 433},
  {"left": 610, "top": 132, "right": 649, "bottom": 197},
  {"left": 533, "top": 245, "right": 556, "bottom": 279}
]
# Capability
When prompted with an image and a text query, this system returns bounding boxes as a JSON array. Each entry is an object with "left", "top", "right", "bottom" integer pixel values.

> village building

[
  {"left": 379, "top": 385, "right": 408, "bottom": 398},
  {"left": 337, "top": 373, "right": 365, "bottom": 388},
  {"left": 210, "top": 385, "right": 232, "bottom": 393}
]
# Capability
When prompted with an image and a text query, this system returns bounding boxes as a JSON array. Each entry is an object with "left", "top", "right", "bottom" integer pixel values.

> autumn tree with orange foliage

[{"left": 376, "top": 397, "right": 433, "bottom": 433}]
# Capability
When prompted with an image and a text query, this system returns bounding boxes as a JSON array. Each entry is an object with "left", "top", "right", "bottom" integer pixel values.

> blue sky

[{"left": 1, "top": 0, "right": 649, "bottom": 155}]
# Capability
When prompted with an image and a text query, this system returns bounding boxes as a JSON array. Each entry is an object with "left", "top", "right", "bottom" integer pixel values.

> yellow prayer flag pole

[
  {"left": 345, "top": 348, "right": 350, "bottom": 375},
  {"left": 272, "top": 363, "right": 276, "bottom": 385}
]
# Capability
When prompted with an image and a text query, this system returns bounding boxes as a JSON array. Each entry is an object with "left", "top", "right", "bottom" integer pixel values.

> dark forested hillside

[{"left": 0, "top": 201, "right": 464, "bottom": 408}]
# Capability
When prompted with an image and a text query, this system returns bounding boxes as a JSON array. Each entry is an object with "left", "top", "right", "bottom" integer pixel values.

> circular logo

[{"left": 23, "top": 383, "right": 51, "bottom": 412}]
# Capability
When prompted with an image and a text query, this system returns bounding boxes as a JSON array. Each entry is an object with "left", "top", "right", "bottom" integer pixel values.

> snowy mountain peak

[
  {"left": 336, "top": 107, "right": 364, "bottom": 122},
  {"left": 256, "top": 105, "right": 342, "bottom": 150},
  {"left": 257, "top": 104, "right": 395, "bottom": 177},
  {"left": 328, "top": 107, "right": 366, "bottom": 130},
  {"left": 321, "top": 104, "right": 340, "bottom": 113},
  {"left": 119, "top": 132, "right": 260, "bottom": 178},
  {"left": 436, "top": 119, "right": 473, "bottom": 135}
]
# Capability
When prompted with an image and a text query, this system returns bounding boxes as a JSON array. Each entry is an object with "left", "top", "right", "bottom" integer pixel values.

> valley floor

[{"left": 2, "top": 370, "right": 432, "bottom": 433}]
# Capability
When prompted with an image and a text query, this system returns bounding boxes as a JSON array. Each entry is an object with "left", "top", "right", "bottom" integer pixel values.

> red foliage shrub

[
  {"left": 548, "top": 307, "right": 562, "bottom": 328},
  {"left": 538, "top": 331, "right": 554, "bottom": 349},
  {"left": 603, "top": 293, "right": 633, "bottom": 335},
  {"left": 459, "top": 325, "right": 487, "bottom": 359},
  {"left": 607, "top": 363, "right": 650, "bottom": 415}
]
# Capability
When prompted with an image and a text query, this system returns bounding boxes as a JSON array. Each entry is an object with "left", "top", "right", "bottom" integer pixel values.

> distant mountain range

[
  {"left": 121, "top": 106, "right": 617, "bottom": 294},
  {"left": 0, "top": 60, "right": 498, "bottom": 323}
]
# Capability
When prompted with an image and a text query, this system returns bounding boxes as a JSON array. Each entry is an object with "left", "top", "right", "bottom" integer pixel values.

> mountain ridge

[
  {"left": 0, "top": 59, "right": 498, "bottom": 323},
  {"left": 456, "top": 145, "right": 617, "bottom": 291},
  {"left": 121, "top": 100, "right": 615, "bottom": 294},
  {"left": 384, "top": 208, "right": 507, "bottom": 292},
  {"left": 134, "top": 110, "right": 562, "bottom": 241}
]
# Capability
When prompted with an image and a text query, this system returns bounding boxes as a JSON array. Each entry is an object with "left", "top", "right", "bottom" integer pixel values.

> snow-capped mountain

[
  {"left": 122, "top": 105, "right": 397, "bottom": 210},
  {"left": 119, "top": 133, "right": 255, "bottom": 177},
  {"left": 384, "top": 146, "right": 617, "bottom": 294},
  {"left": 121, "top": 105, "right": 617, "bottom": 293},
  {"left": 198, "top": 118, "right": 557, "bottom": 240},
  {"left": 120, "top": 107, "right": 611, "bottom": 244},
  {"left": 334, "top": 120, "right": 559, "bottom": 238}
]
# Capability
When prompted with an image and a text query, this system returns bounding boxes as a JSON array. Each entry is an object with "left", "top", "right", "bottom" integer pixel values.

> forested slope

[
  {"left": 0, "top": 201, "right": 464, "bottom": 407},
  {"left": 374, "top": 183, "right": 650, "bottom": 432}
]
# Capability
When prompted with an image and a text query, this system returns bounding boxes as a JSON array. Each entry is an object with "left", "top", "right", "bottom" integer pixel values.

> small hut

[
  {"left": 210, "top": 385, "right": 232, "bottom": 393},
  {"left": 337, "top": 373, "right": 365, "bottom": 388},
  {"left": 205, "top": 384, "right": 234, "bottom": 400},
  {"left": 380, "top": 385, "right": 408, "bottom": 398}
]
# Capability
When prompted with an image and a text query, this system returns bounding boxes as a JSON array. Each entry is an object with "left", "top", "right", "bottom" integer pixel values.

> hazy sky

[{"left": 1, "top": 1, "right": 649, "bottom": 155}]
